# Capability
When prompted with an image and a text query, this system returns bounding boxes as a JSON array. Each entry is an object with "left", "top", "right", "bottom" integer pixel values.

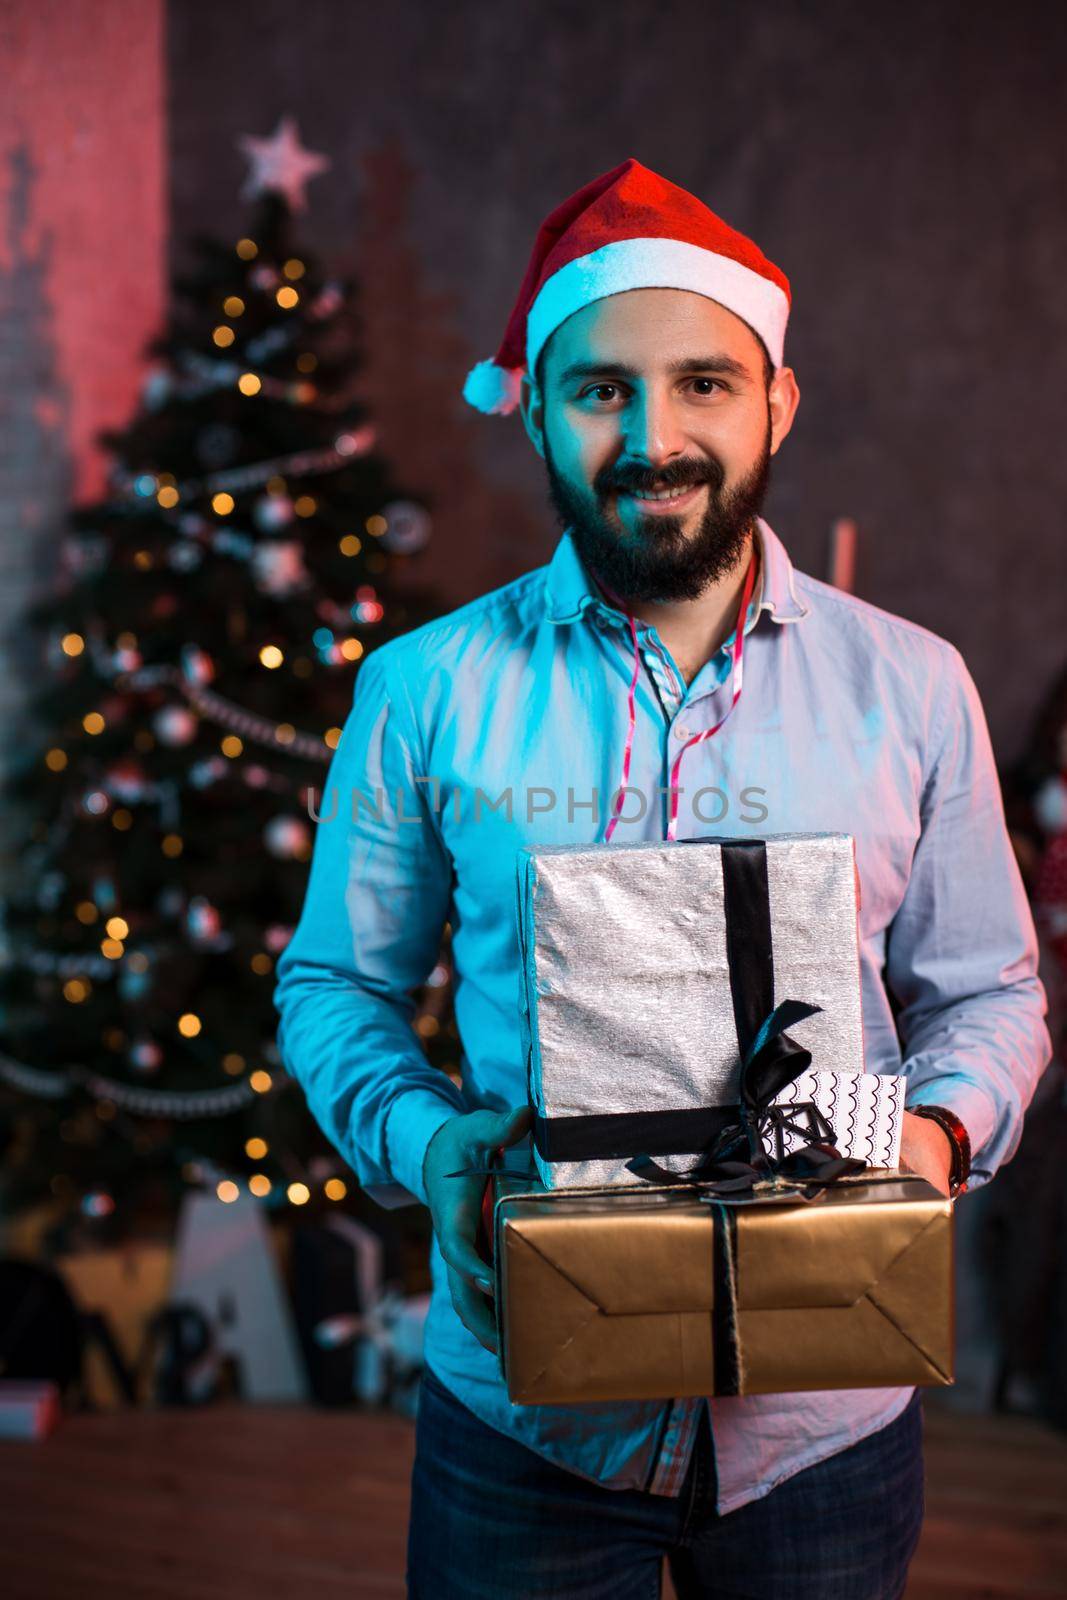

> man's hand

[
  {"left": 422, "top": 1104, "right": 534, "bottom": 1355},
  {"left": 899, "top": 1109, "right": 955, "bottom": 1198}
]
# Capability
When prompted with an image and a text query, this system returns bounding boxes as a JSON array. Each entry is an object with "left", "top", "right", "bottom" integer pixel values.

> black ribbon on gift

[
  {"left": 623, "top": 837, "right": 866, "bottom": 1193},
  {"left": 622, "top": 838, "right": 866, "bottom": 1398}
]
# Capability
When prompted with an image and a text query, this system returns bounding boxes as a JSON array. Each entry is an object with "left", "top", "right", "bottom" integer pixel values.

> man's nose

[{"left": 621, "top": 387, "right": 686, "bottom": 467}]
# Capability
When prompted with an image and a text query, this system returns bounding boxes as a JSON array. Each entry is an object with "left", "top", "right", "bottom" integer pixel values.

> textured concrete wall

[
  {"left": 166, "top": 0, "right": 1067, "bottom": 765},
  {"left": 0, "top": 0, "right": 167, "bottom": 783}
]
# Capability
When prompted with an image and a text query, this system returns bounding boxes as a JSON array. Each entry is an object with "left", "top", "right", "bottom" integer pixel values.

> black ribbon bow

[{"left": 624, "top": 996, "right": 866, "bottom": 1194}]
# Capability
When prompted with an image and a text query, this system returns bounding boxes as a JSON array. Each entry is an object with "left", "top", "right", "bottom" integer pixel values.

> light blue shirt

[{"left": 273, "top": 515, "right": 1051, "bottom": 1511}]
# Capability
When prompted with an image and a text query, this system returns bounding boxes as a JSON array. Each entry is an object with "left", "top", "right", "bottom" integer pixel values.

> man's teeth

[
  {"left": 625, "top": 485, "right": 697, "bottom": 502},
  {"left": 627, "top": 483, "right": 700, "bottom": 502}
]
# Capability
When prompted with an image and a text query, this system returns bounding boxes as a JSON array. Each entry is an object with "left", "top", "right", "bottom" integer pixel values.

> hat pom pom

[{"left": 462, "top": 358, "right": 524, "bottom": 416}]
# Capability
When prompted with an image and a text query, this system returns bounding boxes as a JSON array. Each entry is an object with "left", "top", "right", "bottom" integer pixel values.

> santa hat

[{"left": 462, "top": 157, "right": 791, "bottom": 417}]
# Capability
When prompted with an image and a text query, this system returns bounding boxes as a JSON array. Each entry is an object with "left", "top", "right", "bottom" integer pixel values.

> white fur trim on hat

[
  {"left": 462, "top": 358, "right": 525, "bottom": 416},
  {"left": 525, "top": 236, "right": 789, "bottom": 376}
]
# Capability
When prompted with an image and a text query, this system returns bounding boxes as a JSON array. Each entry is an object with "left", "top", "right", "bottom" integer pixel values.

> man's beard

[{"left": 542, "top": 413, "right": 772, "bottom": 604}]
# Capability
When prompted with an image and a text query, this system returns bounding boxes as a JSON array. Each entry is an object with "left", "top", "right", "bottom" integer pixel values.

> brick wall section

[{"left": 0, "top": 0, "right": 166, "bottom": 808}]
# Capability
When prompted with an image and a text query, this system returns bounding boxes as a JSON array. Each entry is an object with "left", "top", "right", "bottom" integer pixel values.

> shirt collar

[{"left": 543, "top": 515, "right": 811, "bottom": 629}]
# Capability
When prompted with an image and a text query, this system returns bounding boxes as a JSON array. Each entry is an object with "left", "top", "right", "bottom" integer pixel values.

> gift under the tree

[
  {"left": 487, "top": 1167, "right": 954, "bottom": 1405},
  {"left": 516, "top": 833, "right": 892, "bottom": 1189}
]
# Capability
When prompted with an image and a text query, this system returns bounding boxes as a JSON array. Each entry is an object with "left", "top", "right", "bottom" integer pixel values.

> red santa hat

[{"left": 462, "top": 157, "right": 791, "bottom": 417}]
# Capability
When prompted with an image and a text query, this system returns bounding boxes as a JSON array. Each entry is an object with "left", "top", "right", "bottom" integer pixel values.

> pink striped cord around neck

[{"left": 593, "top": 548, "right": 758, "bottom": 844}]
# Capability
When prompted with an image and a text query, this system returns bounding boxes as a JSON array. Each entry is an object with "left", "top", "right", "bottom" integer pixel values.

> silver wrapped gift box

[{"left": 515, "top": 833, "right": 897, "bottom": 1190}]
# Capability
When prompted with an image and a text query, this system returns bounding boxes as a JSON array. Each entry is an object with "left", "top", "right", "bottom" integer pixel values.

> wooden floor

[{"left": 0, "top": 1394, "right": 1064, "bottom": 1598}]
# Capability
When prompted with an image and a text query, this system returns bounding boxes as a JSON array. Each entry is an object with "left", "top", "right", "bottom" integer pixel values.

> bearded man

[{"left": 274, "top": 158, "right": 1049, "bottom": 1599}]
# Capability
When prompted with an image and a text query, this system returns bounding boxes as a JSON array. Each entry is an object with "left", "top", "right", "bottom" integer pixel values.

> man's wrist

[
  {"left": 385, "top": 1089, "right": 465, "bottom": 1207},
  {"left": 906, "top": 1104, "right": 972, "bottom": 1196},
  {"left": 421, "top": 1112, "right": 459, "bottom": 1194}
]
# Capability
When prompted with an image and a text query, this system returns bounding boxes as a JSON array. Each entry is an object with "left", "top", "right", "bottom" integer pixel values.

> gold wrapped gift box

[{"left": 489, "top": 1170, "right": 954, "bottom": 1406}]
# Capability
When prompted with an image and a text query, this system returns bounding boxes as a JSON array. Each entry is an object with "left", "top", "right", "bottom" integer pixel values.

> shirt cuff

[
  {"left": 384, "top": 1086, "right": 466, "bottom": 1207},
  {"left": 904, "top": 1076, "right": 995, "bottom": 1167}
]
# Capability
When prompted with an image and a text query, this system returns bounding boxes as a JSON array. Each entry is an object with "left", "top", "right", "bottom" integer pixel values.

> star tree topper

[{"left": 237, "top": 115, "right": 331, "bottom": 213}]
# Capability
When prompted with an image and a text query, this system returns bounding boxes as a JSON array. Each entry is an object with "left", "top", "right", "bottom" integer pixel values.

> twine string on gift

[
  {"left": 710, "top": 1200, "right": 744, "bottom": 1395},
  {"left": 592, "top": 544, "right": 759, "bottom": 844}
]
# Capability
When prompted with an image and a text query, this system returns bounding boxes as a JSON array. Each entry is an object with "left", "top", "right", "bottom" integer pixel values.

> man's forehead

[{"left": 543, "top": 290, "right": 762, "bottom": 380}]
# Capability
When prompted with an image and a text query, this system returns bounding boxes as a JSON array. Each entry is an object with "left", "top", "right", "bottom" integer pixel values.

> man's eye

[{"left": 578, "top": 378, "right": 724, "bottom": 403}]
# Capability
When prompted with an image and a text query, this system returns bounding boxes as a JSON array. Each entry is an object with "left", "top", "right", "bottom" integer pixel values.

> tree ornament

[
  {"left": 141, "top": 365, "right": 172, "bottom": 409},
  {"left": 169, "top": 542, "right": 203, "bottom": 573},
  {"left": 236, "top": 115, "right": 330, "bottom": 213},
  {"left": 252, "top": 541, "right": 307, "bottom": 596},
  {"left": 118, "top": 964, "right": 151, "bottom": 1001},
  {"left": 37, "top": 870, "right": 65, "bottom": 911},
  {"left": 335, "top": 424, "right": 376, "bottom": 455},
  {"left": 187, "top": 896, "right": 229, "bottom": 951},
  {"left": 252, "top": 494, "right": 294, "bottom": 532},
  {"left": 113, "top": 641, "right": 143, "bottom": 673},
  {"left": 92, "top": 881, "right": 117, "bottom": 913},
  {"left": 181, "top": 645, "right": 215, "bottom": 687},
  {"left": 156, "top": 885, "right": 185, "bottom": 918},
  {"left": 64, "top": 533, "right": 108, "bottom": 576},
  {"left": 189, "top": 755, "right": 228, "bottom": 789},
  {"left": 310, "top": 283, "right": 343, "bottom": 318},
  {"left": 130, "top": 1038, "right": 163, "bottom": 1075},
  {"left": 378, "top": 500, "right": 432, "bottom": 555},
  {"left": 250, "top": 263, "right": 281, "bottom": 292},
  {"left": 264, "top": 816, "right": 311, "bottom": 859},
  {"left": 154, "top": 706, "right": 198, "bottom": 746},
  {"left": 106, "top": 759, "right": 148, "bottom": 803}
]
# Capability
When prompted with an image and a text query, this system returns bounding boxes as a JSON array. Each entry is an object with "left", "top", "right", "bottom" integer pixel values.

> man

[{"left": 273, "top": 159, "right": 1050, "bottom": 1599}]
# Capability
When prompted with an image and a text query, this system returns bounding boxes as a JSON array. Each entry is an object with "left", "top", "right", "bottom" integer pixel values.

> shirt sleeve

[
  {"left": 272, "top": 644, "right": 467, "bottom": 1209},
  {"left": 885, "top": 644, "right": 1053, "bottom": 1188}
]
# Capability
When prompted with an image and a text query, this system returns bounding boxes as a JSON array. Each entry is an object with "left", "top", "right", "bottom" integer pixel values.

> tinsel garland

[{"left": 0, "top": 1048, "right": 264, "bottom": 1116}]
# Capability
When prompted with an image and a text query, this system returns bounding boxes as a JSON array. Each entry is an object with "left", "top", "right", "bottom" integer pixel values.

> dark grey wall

[{"left": 168, "top": 0, "right": 1067, "bottom": 764}]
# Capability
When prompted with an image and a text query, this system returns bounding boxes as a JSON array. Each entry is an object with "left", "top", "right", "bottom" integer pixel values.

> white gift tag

[{"left": 767, "top": 1070, "right": 905, "bottom": 1168}]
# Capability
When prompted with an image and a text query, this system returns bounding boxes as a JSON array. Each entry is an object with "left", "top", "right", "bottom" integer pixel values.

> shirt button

[{"left": 675, "top": 724, "right": 690, "bottom": 740}]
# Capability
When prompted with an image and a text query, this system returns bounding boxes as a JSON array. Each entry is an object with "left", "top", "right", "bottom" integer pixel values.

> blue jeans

[{"left": 406, "top": 1365, "right": 924, "bottom": 1599}]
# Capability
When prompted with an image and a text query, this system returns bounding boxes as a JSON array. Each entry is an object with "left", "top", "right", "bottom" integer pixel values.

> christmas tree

[{"left": 0, "top": 119, "right": 460, "bottom": 1235}]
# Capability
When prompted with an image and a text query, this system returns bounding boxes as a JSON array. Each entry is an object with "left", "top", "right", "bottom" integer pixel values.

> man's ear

[
  {"left": 518, "top": 371, "right": 546, "bottom": 461},
  {"left": 768, "top": 366, "right": 800, "bottom": 456}
]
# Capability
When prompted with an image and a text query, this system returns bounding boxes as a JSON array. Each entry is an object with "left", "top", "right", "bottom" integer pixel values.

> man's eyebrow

[{"left": 555, "top": 354, "right": 752, "bottom": 387}]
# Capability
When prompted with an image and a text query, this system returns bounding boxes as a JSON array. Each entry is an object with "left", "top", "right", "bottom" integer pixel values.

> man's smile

[{"left": 613, "top": 482, "right": 708, "bottom": 517}]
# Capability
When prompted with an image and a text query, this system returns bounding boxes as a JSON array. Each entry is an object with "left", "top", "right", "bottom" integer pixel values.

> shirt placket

[
  {"left": 591, "top": 606, "right": 720, "bottom": 1484},
  {"left": 595, "top": 606, "right": 740, "bottom": 842},
  {"left": 646, "top": 1394, "right": 707, "bottom": 1494},
  {"left": 594, "top": 605, "right": 686, "bottom": 724}
]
